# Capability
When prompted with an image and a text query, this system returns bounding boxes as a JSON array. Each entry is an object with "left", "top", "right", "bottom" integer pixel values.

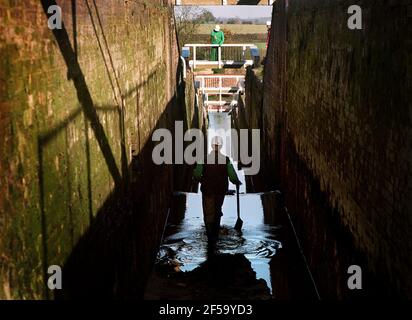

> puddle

[{"left": 158, "top": 192, "right": 283, "bottom": 294}]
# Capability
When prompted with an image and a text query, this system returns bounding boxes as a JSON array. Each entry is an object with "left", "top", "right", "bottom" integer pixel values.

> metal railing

[
  {"left": 195, "top": 75, "right": 244, "bottom": 109},
  {"left": 182, "top": 44, "right": 260, "bottom": 69},
  {"left": 203, "top": 92, "right": 239, "bottom": 112},
  {"left": 195, "top": 75, "right": 245, "bottom": 93}
]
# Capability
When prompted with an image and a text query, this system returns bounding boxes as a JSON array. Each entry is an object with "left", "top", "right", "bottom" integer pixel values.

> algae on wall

[
  {"left": 255, "top": 0, "right": 411, "bottom": 297},
  {"left": 0, "top": 0, "right": 183, "bottom": 299}
]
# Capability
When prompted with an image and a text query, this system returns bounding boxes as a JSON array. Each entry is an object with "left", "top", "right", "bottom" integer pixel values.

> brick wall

[
  {"left": 256, "top": 0, "right": 412, "bottom": 297},
  {"left": 0, "top": 0, "right": 192, "bottom": 299}
]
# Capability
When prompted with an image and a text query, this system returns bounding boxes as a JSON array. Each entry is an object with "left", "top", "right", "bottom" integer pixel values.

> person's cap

[
  {"left": 214, "top": 25, "right": 221, "bottom": 31},
  {"left": 266, "top": 21, "right": 271, "bottom": 26},
  {"left": 211, "top": 136, "right": 223, "bottom": 146}
]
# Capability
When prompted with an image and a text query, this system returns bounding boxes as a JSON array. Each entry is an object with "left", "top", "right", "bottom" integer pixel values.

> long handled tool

[{"left": 234, "top": 184, "right": 243, "bottom": 232}]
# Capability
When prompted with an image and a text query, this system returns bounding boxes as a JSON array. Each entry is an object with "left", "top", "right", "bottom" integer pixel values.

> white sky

[{"left": 199, "top": 5, "right": 272, "bottom": 19}]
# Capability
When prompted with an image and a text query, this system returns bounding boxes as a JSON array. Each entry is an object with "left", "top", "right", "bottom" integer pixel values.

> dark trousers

[{"left": 202, "top": 193, "right": 225, "bottom": 243}]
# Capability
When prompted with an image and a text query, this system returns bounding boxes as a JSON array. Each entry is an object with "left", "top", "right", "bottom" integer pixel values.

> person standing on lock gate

[
  {"left": 211, "top": 25, "right": 224, "bottom": 61},
  {"left": 193, "top": 136, "right": 242, "bottom": 245},
  {"left": 266, "top": 20, "right": 271, "bottom": 49}
]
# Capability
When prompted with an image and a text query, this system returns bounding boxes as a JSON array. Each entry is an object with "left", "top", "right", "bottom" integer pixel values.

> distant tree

[
  {"left": 227, "top": 17, "right": 242, "bottom": 24},
  {"left": 175, "top": 6, "right": 203, "bottom": 47},
  {"left": 175, "top": 8, "right": 218, "bottom": 47},
  {"left": 195, "top": 10, "right": 216, "bottom": 23},
  {"left": 221, "top": 28, "right": 233, "bottom": 38}
]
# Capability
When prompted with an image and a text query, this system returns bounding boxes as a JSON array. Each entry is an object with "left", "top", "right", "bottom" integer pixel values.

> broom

[{"left": 234, "top": 184, "right": 243, "bottom": 232}]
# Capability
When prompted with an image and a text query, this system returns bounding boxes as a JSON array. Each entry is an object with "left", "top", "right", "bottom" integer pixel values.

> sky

[{"left": 199, "top": 5, "right": 272, "bottom": 19}]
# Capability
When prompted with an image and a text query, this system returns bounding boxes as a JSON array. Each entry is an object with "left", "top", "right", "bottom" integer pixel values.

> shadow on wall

[
  {"left": 251, "top": 0, "right": 411, "bottom": 298},
  {"left": 55, "top": 101, "right": 178, "bottom": 299},
  {"left": 37, "top": 0, "right": 192, "bottom": 299}
]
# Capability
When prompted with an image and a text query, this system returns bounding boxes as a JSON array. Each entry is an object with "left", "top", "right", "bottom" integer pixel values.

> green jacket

[
  {"left": 211, "top": 30, "right": 225, "bottom": 45},
  {"left": 193, "top": 158, "right": 240, "bottom": 185}
]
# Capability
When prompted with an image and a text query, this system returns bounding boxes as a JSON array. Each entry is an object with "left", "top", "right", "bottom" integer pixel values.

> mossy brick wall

[
  {"left": 0, "top": 0, "right": 183, "bottom": 299},
  {"left": 244, "top": 67, "right": 264, "bottom": 131},
  {"left": 259, "top": 0, "right": 412, "bottom": 297}
]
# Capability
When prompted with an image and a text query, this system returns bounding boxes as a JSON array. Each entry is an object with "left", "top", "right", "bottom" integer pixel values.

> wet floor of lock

[
  {"left": 144, "top": 113, "right": 318, "bottom": 300},
  {"left": 144, "top": 192, "right": 279, "bottom": 299},
  {"left": 164, "top": 192, "right": 280, "bottom": 282}
]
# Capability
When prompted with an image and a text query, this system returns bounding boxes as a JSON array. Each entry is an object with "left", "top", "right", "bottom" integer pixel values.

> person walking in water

[
  {"left": 193, "top": 136, "right": 242, "bottom": 245},
  {"left": 211, "top": 25, "right": 224, "bottom": 61}
]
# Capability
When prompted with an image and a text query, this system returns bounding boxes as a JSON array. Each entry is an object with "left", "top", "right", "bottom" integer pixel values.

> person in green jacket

[
  {"left": 210, "top": 25, "right": 224, "bottom": 61},
  {"left": 193, "top": 136, "right": 241, "bottom": 245}
]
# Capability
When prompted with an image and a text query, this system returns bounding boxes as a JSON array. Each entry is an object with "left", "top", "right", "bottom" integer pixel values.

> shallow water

[
  {"left": 158, "top": 192, "right": 283, "bottom": 294},
  {"left": 156, "top": 112, "right": 284, "bottom": 294}
]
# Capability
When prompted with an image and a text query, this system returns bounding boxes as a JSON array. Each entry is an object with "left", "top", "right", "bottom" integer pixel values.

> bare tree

[{"left": 174, "top": 7, "right": 214, "bottom": 48}]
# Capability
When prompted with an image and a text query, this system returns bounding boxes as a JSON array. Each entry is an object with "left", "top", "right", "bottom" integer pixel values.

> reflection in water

[
  {"left": 156, "top": 112, "right": 283, "bottom": 295},
  {"left": 158, "top": 193, "right": 282, "bottom": 295}
]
